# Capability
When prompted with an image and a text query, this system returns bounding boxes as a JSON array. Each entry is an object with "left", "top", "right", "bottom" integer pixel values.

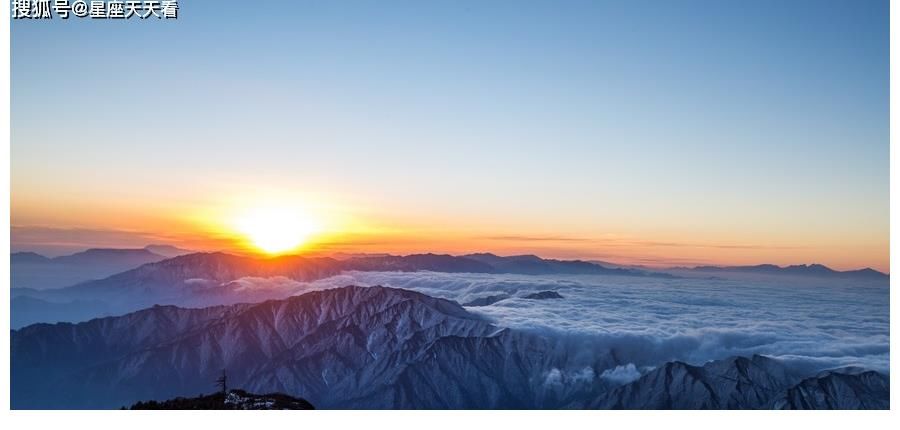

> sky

[{"left": 10, "top": 0, "right": 889, "bottom": 271}]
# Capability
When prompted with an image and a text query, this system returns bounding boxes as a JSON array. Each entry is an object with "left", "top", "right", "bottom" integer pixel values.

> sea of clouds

[{"left": 256, "top": 270, "right": 889, "bottom": 374}]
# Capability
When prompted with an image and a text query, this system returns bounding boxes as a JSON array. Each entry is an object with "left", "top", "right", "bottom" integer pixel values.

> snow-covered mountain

[
  {"left": 11, "top": 285, "right": 888, "bottom": 409},
  {"left": 595, "top": 355, "right": 888, "bottom": 409},
  {"left": 773, "top": 368, "right": 889, "bottom": 409},
  {"left": 12, "top": 286, "right": 613, "bottom": 409}
]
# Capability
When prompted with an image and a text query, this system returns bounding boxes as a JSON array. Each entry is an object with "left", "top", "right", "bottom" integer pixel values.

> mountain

[
  {"left": 337, "top": 252, "right": 660, "bottom": 277},
  {"left": 10, "top": 251, "right": 51, "bottom": 264},
  {"left": 10, "top": 248, "right": 168, "bottom": 290},
  {"left": 523, "top": 291, "right": 564, "bottom": 300},
  {"left": 11, "top": 285, "right": 887, "bottom": 409},
  {"left": 342, "top": 253, "right": 496, "bottom": 273},
  {"left": 143, "top": 244, "right": 195, "bottom": 258},
  {"left": 463, "top": 253, "right": 655, "bottom": 276},
  {"left": 10, "top": 296, "right": 113, "bottom": 329},
  {"left": 595, "top": 355, "right": 888, "bottom": 409},
  {"left": 772, "top": 368, "right": 890, "bottom": 410},
  {"left": 11, "top": 251, "right": 667, "bottom": 328},
  {"left": 462, "top": 294, "right": 510, "bottom": 307},
  {"left": 129, "top": 389, "right": 314, "bottom": 410},
  {"left": 10, "top": 252, "right": 345, "bottom": 328},
  {"left": 671, "top": 263, "right": 888, "bottom": 280},
  {"left": 11, "top": 285, "right": 616, "bottom": 409}
]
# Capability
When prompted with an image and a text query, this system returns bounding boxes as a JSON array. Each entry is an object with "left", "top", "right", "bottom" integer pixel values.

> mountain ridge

[{"left": 11, "top": 285, "right": 888, "bottom": 409}]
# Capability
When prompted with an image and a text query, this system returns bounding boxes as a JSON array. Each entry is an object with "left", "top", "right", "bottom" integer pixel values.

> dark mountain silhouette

[
  {"left": 129, "top": 389, "right": 314, "bottom": 410},
  {"left": 143, "top": 244, "right": 195, "bottom": 258},
  {"left": 523, "top": 291, "right": 564, "bottom": 300},
  {"left": 462, "top": 294, "right": 510, "bottom": 307},
  {"left": 673, "top": 263, "right": 888, "bottom": 280},
  {"left": 343, "top": 253, "right": 496, "bottom": 273},
  {"left": 464, "top": 253, "right": 654, "bottom": 276}
]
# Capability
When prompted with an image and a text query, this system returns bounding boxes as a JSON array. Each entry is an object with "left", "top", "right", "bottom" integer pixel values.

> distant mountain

[
  {"left": 463, "top": 253, "right": 655, "bottom": 276},
  {"left": 11, "top": 251, "right": 670, "bottom": 328},
  {"left": 10, "top": 252, "right": 345, "bottom": 328},
  {"left": 129, "top": 389, "right": 314, "bottom": 410},
  {"left": 595, "top": 355, "right": 888, "bottom": 410},
  {"left": 324, "top": 252, "right": 394, "bottom": 260},
  {"left": 143, "top": 244, "right": 195, "bottom": 258},
  {"left": 16, "top": 251, "right": 881, "bottom": 330},
  {"left": 462, "top": 294, "right": 510, "bottom": 307},
  {"left": 523, "top": 291, "right": 564, "bottom": 300},
  {"left": 343, "top": 253, "right": 495, "bottom": 273},
  {"left": 667, "top": 263, "right": 888, "bottom": 280},
  {"left": 462, "top": 290, "right": 562, "bottom": 306},
  {"left": 10, "top": 251, "right": 51, "bottom": 264},
  {"left": 10, "top": 248, "right": 168, "bottom": 290},
  {"left": 10, "top": 296, "right": 113, "bottom": 329},
  {"left": 11, "top": 285, "right": 887, "bottom": 409}
]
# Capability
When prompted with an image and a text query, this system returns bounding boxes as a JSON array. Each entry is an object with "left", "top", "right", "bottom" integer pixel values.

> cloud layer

[{"left": 234, "top": 271, "right": 889, "bottom": 374}]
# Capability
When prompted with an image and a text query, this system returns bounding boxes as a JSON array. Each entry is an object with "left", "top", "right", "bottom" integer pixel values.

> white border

[{"left": 1, "top": 1, "right": 897, "bottom": 429}]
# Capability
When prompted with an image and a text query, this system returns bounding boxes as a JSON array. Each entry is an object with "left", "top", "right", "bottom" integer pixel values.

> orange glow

[
  {"left": 8, "top": 189, "right": 890, "bottom": 272},
  {"left": 232, "top": 206, "right": 320, "bottom": 255}
]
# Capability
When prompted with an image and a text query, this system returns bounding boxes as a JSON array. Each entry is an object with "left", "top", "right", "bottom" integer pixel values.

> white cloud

[
  {"left": 268, "top": 270, "right": 889, "bottom": 373},
  {"left": 542, "top": 366, "right": 595, "bottom": 388},
  {"left": 599, "top": 363, "right": 641, "bottom": 385}
]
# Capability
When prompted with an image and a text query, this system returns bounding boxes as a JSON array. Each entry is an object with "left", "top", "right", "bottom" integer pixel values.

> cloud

[
  {"left": 543, "top": 367, "right": 596, "bottom": 388},
  {"left": 599, "top": 364, "right": 642, "bottom": 385},
  {"left": 274, "top": 270, "right": 889, "bottom": 373}
]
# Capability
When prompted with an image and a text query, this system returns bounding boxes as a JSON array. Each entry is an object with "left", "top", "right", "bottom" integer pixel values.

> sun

[{"left": 234, "top": 206, "right": 320, "bottom": 255}]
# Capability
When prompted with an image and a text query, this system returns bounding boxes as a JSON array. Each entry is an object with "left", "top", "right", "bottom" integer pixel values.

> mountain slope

[
  {"left": 143, "top": 244, "right": 195, "bottom": 258},
  {"left": 594, "top": 355, "right": 888, "bottom": 410},
  {"left": 671, "top": 264, "right": 888, "bottom": 280},
  {"left": 772, "top": 369, "right": 889, "bottom": 410},
  {"left": 463, "top": 253, "right": 654, "bottom": 276},
  {"left": 11, "top": 252, "right": 345, "bottom": 327},
  {"left": 11, "top": 251, "right": 665, "bottom": 328},
  {"left": 12, "top": 285, "right": 888, "bottom": 409},
  {"left": 12, "top": 285, "right": 614, "bottom": 409},
  {"left": 10, "top": 248, "right": 168, "bottom": 290}
]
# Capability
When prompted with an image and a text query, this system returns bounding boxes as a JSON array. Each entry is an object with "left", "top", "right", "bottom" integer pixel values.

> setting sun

[{"left": 234, "top": 206, "right": 320, "bottom": 254}]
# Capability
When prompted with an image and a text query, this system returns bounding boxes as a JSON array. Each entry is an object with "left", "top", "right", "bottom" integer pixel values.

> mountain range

[
  {"left": 11, "top": 250, "right": 888, "bottom": 329},
  {"left": 594, "top": 355, "right": 888, "bottom": 409},
  {"left": 11, "top": 285, "right": 888, "bottom": 409},
  {"left": 9, "top": 251, "right": 656, "bottom": 328},
  {"left": 664, "top": 263, "right": 888, "bottom": 280},
  {"left": 11, "top": 247, "right": 170, "bottom": 290}
]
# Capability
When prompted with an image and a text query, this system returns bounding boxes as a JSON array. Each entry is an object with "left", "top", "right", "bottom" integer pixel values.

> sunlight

[{"left": 233, "top": 205, "right": 320, "bottom": 255}]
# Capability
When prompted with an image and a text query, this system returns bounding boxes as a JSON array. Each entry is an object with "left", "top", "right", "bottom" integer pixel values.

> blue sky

[{"left": 10, "top": 0, "right": 890, "bottom": 270}]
